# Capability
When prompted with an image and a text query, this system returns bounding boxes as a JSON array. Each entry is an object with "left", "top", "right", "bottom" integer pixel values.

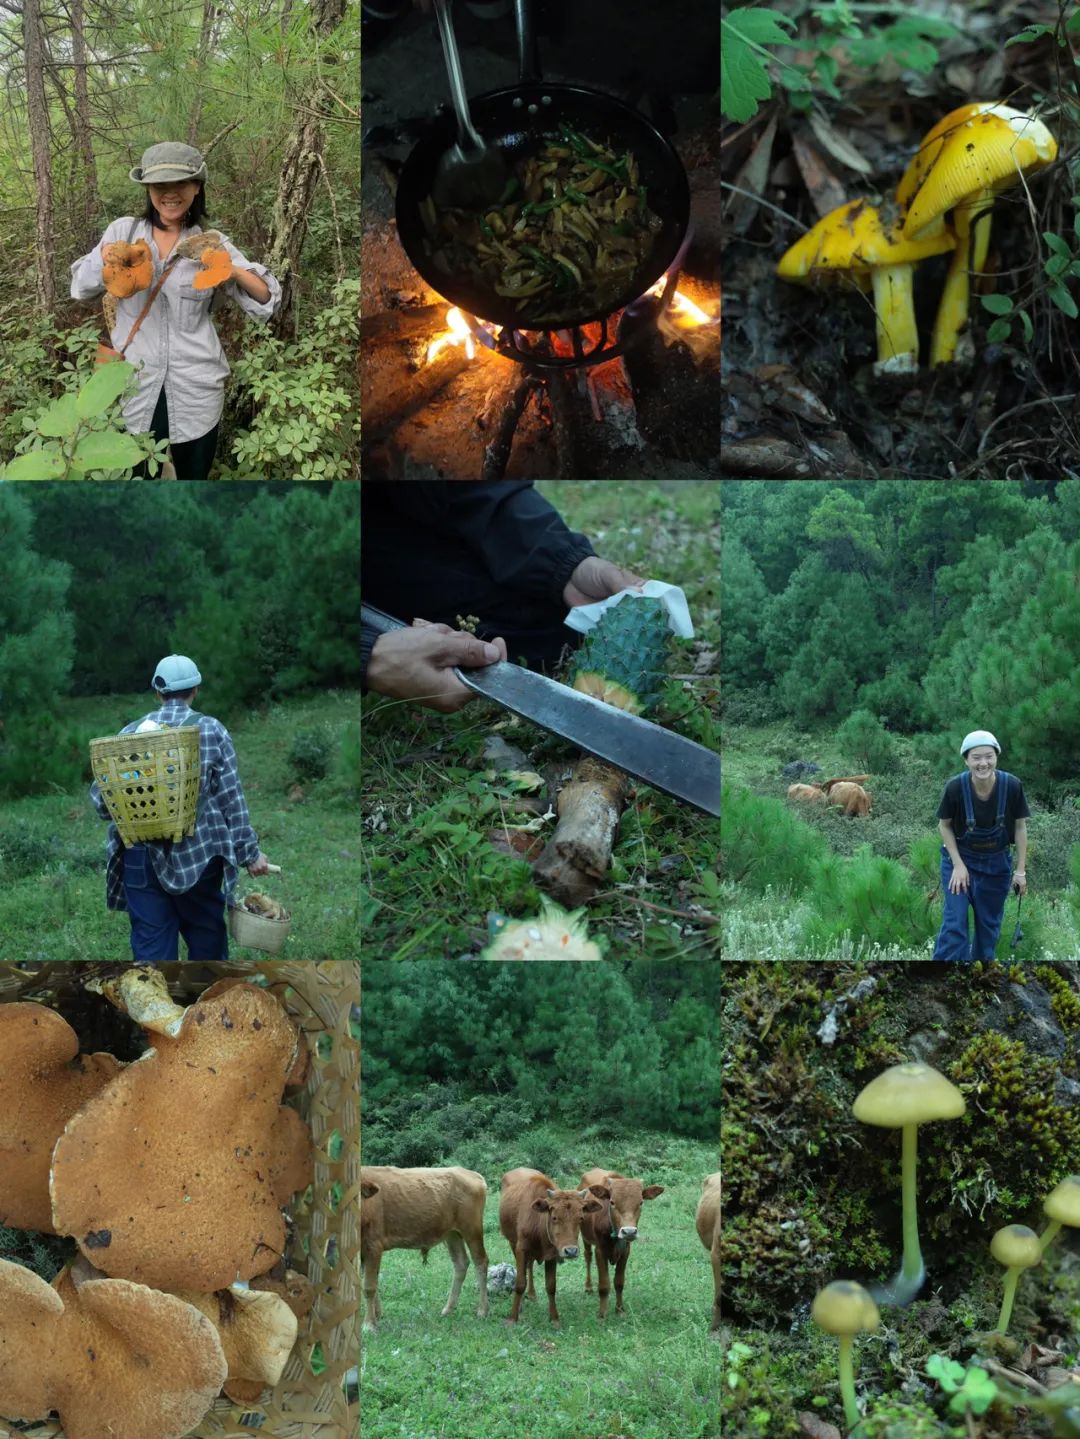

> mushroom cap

[
  {"left": 50, "top": 983, "right": 311, "bottom": 1290},
  {"left": 197, "top": 977, "right": 309, "bottom": 1086},
  {"left": 252, "top": 1266, "right": 316, "bottom": 1319},
  {"left": 0, "top": 1258, "right": 227, "bottom": 1439},
  {"left": 1043, "top": 1175, "right": 1080, "bottom": 1227},
  {"left": 811, "top": 1279, "right": 880, "bottom": 1336},
  {"left": 172, "top": 1284, "right": 298, "bottom": 1391},
  {"left": 0, "top": 1002, "right": 122, "bottom": 1232},
  {"left": 777, "top": 198, "right": 954, "bottom": 285},
  {"left": 899, "top": 102, "right": 1057, "bottom": 238},
  {"left": 852, "top": 1061, "right": 966, "bottom": 1128},
  {"left": 991, "top": 1223, "right": 1042, "bottom": 1270}
]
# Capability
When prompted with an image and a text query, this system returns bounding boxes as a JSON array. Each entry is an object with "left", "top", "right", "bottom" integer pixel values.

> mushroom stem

[
  {"left": 995, "top": 1266, "right": 1022, "bottom": 1333},
  {"left": 871, "top": 264, "right": 919, "bottom": 373},
  {"left": 836, "top": 1332, "right": 860, "bottom": 1430},
  {"left": 1038, "top": 1218, "right": 1063, "bottom": 1255},
  {"left": 900, "top": 1123, "right": 922, "bottom": 1283},
  {"left": 929, "top": 197, "right": 992, "bottom": 367}
]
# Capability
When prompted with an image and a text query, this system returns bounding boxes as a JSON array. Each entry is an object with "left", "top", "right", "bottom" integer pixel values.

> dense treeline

[
  {"left": 723, "top": 480, "right": 1080, "bottom": 794},
  {"left": 361, "top": 964, "right": 721, "bottom": 1152},
  {"left": 0, "top": 483, "right": 359, "bottom": 796}
]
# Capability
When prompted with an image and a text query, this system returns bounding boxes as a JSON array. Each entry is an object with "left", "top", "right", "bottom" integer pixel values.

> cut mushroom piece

[
  {"left": 0, "top": 1257, "right": 227, "bottom": 1439},
  {"left": 0, "top": 1002, "right": 122, "bottom": 1232},
  {"left": 50, "top": 983, "right": 314, "bottom": 1291},
  {"left": 776, "top": 198, "right": 955, "bottom": 374},
  {"left": 173, "top": 1285, "right": 298, "bottom": 1395},
  {"left": 86, "top": 965, "right": 188, "bottom": 1037}
]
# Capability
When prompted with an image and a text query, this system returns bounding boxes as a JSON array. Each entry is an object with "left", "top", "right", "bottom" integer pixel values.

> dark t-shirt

[{"left": 937, "top": 773, "right": 1031, "bottom": 844}]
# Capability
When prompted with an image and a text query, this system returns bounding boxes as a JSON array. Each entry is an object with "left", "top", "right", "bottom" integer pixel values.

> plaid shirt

[{"left": 91, "top": 698, "right": 260, "bottom": 912}]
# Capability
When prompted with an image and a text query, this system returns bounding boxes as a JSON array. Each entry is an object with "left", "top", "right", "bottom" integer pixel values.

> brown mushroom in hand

[
  {"left": 0, "top": 1003, "right": 121, "bottom": 1232},
  {"left": 50, "top": 983, "right": 314, "bottom": 1291},
  {"left": 0, "top": 1257, "right": 227, "bottom": 1439}
]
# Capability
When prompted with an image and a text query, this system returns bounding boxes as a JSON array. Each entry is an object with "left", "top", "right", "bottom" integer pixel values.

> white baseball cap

[
  {"left": 961, "top": 730, "right": 1000, "bottom": 756},
  {"left": 152, "top": 654, "right": 202, "bottom": 693}
]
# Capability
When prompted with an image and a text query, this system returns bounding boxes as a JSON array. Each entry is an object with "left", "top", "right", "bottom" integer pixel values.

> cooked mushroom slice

[
  {"left": 0, "top": 1002, "right": 122, "bottom": 1232},
  {"left": 50, "top": 984, "right": 314, "bottom": 1291}
]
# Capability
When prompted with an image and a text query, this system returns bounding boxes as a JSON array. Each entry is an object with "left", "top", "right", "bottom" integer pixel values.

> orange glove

[{"left": 102, "top": 241, "right": 153, "bottom": 299}]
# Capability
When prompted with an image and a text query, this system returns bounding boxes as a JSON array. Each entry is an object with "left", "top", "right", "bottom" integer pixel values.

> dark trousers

[
  {"left": 932, "top": 847, "right": 1014, "bottom": 961},
  {"left": 134, "top": 388, "right": 219, "bottom": 480},
  {"left": 122, "top": 846, "right": 228, "bottom": 963}
]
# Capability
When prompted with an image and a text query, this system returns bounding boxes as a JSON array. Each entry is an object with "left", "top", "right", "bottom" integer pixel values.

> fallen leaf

[
  {"left": 808, "top": 112, "right": 874, "bottom": 176},
  {"left": 797, "top": 1413, "right": 841, "bottom": 1439}
]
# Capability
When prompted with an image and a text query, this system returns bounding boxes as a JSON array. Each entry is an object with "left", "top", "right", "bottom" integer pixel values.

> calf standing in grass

[
  {"left": 499, "top": 1168, "right": 608, "bottom": 1326},
  {"left": 696, "top": 1172, "right": 721, "bottom": 1332},
  {"left": 360, "top": 1165, "right": 489, "bottom": 1330},
  {"left": 577, "top": 1168, "right": 664, "bottom": 1318}
]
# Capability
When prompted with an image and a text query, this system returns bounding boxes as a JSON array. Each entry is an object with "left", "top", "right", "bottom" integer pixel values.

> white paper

[{"left": 562, "top": 580, "right": 694, "bottom": 639}]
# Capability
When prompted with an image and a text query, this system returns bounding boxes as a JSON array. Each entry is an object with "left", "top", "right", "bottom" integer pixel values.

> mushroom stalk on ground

[
  {"left": 990, "top": 1224, "right": 1042, "bottom": 1334},
  {"left": 776, "top": 198, "right": 954, "bottom": 375},
  {"left": 852, "top": 1061, "right": 966, "bottom": 1302},
  {"left": 811, "top": 1279, "right": 880, "bottom": 1430},
  {"left": 1037, "top": 1174, "right": 1080, "bottom": 1255},
  {"left": 897, "top": 102, "right": 1058, "bottom": 365}
]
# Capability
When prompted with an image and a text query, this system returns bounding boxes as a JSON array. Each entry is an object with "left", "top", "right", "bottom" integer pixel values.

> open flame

[
  {"left": 646, "top": 275, "right": 718, "bottom": 327},
  {"left": 425, "top": 307, "right": 477, "bottom": 364}
]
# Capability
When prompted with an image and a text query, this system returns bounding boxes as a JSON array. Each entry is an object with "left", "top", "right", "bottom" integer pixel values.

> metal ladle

[{"left": 430, "top": 0, "right": 511, "bottom": 209}]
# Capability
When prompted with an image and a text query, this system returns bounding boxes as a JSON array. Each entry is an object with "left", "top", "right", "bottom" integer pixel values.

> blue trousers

[
  {"left": 122, "top": 846, "right": 228, "bottom": 963},
  {"left": 932, "top": 847, "right": 1013, "bottom": 962}
]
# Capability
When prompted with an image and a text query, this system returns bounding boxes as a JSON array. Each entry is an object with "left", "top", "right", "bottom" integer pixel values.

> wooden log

[
  {"left": 481, "top": 372, "right": 533, "bottom": 481},
  {"left": 546, "top": 368, "right": 578, "bottom": 479},
  {"left": 532, "top": 756, "right": 629, "bottom": 907},
  {"left": 360, "top": 303, "right": 448, "bottom": 344},
  {"left": 362, "top": 349, "right": 472, "bottom": 442}
]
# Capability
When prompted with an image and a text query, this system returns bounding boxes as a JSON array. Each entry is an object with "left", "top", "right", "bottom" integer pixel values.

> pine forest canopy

[{"left": 722, "top": 478, "right": 1080, "bottom": 794}]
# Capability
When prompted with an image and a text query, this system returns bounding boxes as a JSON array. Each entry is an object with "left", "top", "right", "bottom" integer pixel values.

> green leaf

[
  {"left": 1046, "top": 254, "right": 1070, "bottom": 277},
  {"left": 1018, "top": 307, "right": 1034, "bottom": 343},
  {"left": 1049, "top": 280, "right": 1079, "bottom": 318},
  {"left": 980, "top": 293, "right": 1013, "bottom": 315},
  {"left": 75, "top": 361, "right": 135, "bottom": 419},
  {"left": 986, "top": 317, "right": 1012, "bottom": 343},
  {"left": 2, "top": 448, "right": 67, "bottom": 479},
  {"left": 72, "top": 431, "right": 144, "bottom": 473},
  {"left": 1073, "top": 211, "right": 1080, "bottom": 239},
  {"left": 1043, "top": 230, "right": 1073, "bottom": 259},
  {"left": 35, "top": 393, "right": 80, "bottom": 439},
  {"left": 720, "top": 9, "right": 795, "bottom": 123},
  {"left": 1004, "top": 22, "right": 1056, "bottom": 46}
]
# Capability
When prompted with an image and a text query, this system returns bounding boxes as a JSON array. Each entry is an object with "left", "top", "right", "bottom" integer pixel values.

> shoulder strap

[
  {"left": 958, "top": 771, "right": 975, "bottom": 828},
  {"left": 117, "top": 253, "right": 181, "bottom": 356},
  {"left": 995, "top": 772, "right": 1010, "bottom": 822}
]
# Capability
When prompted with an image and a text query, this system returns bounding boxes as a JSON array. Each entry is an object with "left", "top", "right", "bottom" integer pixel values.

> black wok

[{"left": 395, "top": 0, "right": 690, "bottom": 331}]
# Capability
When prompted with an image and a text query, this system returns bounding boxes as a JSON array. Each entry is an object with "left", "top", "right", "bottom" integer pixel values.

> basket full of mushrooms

[{"left": 0, "top": 959, "right": 359, "bottom": 1439}]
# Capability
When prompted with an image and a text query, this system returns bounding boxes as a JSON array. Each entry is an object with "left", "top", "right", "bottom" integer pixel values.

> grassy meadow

[
  {"left": 360, "top": 1137, "right": 719, "bottom": 1439},
  {"left": 360, "top": 480, "right": 720, "bottom": 961},
  {"left": 0, "top": 690, "right": 360, "bottom": 963}
]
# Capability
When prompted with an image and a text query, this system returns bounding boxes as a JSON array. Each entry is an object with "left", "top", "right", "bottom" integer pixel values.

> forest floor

[
  {"left": 359, "top": 481, "right": 719, "bottom": 960},
  {"left": 721, "top": 0, "right": 1080, "bottom": 480},
  {"left": 722, "top": 721, "right": 1080, "bottom": 961},
  {"left": 0, "top": 691, "right": 360, "bottom": 963}
]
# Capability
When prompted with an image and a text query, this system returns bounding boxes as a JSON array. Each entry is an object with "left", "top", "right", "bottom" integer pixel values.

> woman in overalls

[{"left": 932, "top": 730, "right": 1029, "bottom": 961}]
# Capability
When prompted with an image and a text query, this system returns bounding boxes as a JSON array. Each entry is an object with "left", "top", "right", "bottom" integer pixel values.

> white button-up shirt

[{"left": 71, "top": 217, "right": 281, "bottom": 444}]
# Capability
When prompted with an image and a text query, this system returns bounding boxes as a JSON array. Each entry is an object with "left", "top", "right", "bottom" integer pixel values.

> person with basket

[
  {"left": 90, "top": 654, "right": 272, "bottom": 963},
  {"left": 70, "top": 143, "right": 281, "bottom": 480}
]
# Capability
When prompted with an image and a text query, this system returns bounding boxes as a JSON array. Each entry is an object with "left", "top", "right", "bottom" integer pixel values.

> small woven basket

[
  {"left": 89, "top": 727, "right": 200, "bottom": 847},
  {"left": 230, "top": 905, "right": 293, "bottom": 955},
  {"left": 0, "top": 958, "right": 359, "bottom": 1439}
]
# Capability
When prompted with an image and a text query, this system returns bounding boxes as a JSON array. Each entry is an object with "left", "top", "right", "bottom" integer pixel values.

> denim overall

[{"left": 932, "top": 771, "right": 1014, "bottom": 962}]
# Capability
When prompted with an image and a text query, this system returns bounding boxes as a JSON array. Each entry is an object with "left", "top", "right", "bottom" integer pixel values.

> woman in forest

[
  {"left": 70, "top": 143, "right": 281, "bottom": 480},
  {"left": 932, "top": 730, "right": 1029, "bottom": 962}
]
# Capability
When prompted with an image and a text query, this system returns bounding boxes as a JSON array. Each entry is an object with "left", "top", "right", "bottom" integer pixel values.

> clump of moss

[
  {"left": 1034, "top": 964, "right": 1080, "bottom": 1035},
  {"left": 721, "top": 1200, "right": 833, "bottom": 1325},
  {"left": 0, "top": 1223, "right": 71, "bottom": 1283},
  {"left": 857, "top": 1396, "right": 964, "bottom": 1438}
]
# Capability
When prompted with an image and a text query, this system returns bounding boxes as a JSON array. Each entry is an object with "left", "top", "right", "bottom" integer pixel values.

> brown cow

[
  {"left": 696, "top": 1172, "right": 720, "bottom": 1332},
  {"left": 823, "top": 779, "right": 871, "bottom": 816},
  {"left": 499, "top": 1168, "right": 607, "bottom": 1326},
  {"left": 787, "top": 783, "right": 827, "bottom": 804},
  {"left": 577, "top": 1168, "right": 664, "bottom": 1318},
  {"left": 360, "top": 1165, "right": 489, "bottom": 1330}
]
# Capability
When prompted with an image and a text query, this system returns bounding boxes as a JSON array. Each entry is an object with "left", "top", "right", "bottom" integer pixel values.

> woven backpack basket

[
  {"left": 89, "top": 727, "right": 201, "bottom": 846},
  {"left": 0, "top": 958, "right": 359, "bottom": 1439}
]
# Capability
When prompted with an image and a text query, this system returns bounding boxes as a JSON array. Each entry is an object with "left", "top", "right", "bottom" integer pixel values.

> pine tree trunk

[
  {"left": 69, "top": 0, "right": 100, "bottom": 256},
  {"left": 265, "top": 0, "right": 345, "bottom": 337},
  {"left": 187, "top": 0, "right": 220, "bottom": 145},
  {"left": 23, "top": 0, "right": 56, "bottom": 312}
]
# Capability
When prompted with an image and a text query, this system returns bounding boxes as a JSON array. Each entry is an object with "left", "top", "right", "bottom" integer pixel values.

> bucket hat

[
  {"left": 961, "top": 729, "right": 1000, "bottom": 755},
  {"left": 129, "top": 143, "right": 208, "bottom": 185},
  {"left": 152, "top": 654, "right": 202, "bottom": 694}
]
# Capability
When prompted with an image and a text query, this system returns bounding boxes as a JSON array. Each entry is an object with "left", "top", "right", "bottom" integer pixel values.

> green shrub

[
  {"left": 720, "top": 783, "right": 829, "bottom": 894},
  {"left": 288, "top": 727, "right": 332, "bottom": 782},
  {"left": 837, "top": 707, "right": 897, "bottom": 772},
  {"left": 802, "top": 845, "right": 936, "bottom": 953}
]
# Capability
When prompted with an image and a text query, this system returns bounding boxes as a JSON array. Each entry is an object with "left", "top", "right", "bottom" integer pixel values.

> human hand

[
  {"left": 563, "top": 557, "right": 646, "bottom": 608},
  {"left": 948, "top": 861, "right": 970, "bottom": 895},
  {"left": 247, "top": 851, "right": 271, "bottom": 877},
  {"left": 367, "top": 621, "right": 508, "bottom": 713},
  {"left": 1012, "top": 871, "right": 1027, "bottom": 897}
]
